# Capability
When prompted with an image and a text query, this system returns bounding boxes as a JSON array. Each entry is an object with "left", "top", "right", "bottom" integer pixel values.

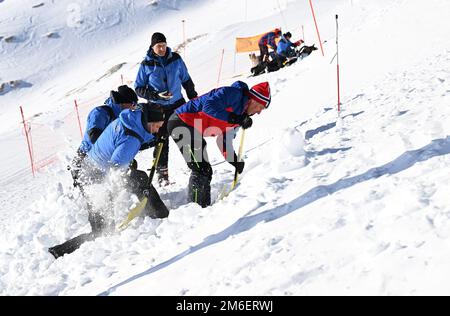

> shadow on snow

[{"left": 99, "top": 136, "right": 450, "bottom": 295}]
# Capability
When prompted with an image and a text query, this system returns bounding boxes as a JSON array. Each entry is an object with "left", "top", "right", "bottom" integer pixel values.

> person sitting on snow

[
  {"left": 277, "top": 32, "right": 304, "bottom": 59},
  {"left": 70, "top": 85, "right": 138, "bottom": 187},
  {"left": 167, "top": 81, "right": 271, "bottom": 208},
  {"left": 49, "top": 104, "right": 168, "bottom": 259}
]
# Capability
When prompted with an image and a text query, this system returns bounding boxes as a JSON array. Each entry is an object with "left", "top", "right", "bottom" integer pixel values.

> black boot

[
  {"left": 188, "top": 171, "right": 211, "bottom": 208},
  {"left": 128, "top": 169, "right": 169, "bottom": 219},
  {"left": 88, "top": 212, "right": 108, "bottom": 234},
  {"left": 143, "top": 185, "right": 169, "bottom": 218},
  {"left": 156, "top": 166, "right": 169, "bottom": 186},
  {"left": 48, "top": 233, "right": 96, "bottom": 259}
]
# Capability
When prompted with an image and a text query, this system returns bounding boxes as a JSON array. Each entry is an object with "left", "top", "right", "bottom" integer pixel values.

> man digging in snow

[
  {"left": 167, "top": 81, "right": 271, "bottom": 207},
  {"left": 49, "top": 104, "right": 168, "bottom": 259}
]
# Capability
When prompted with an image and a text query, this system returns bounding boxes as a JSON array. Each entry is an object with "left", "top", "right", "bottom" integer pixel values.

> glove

[
  {"left": 157, "top": 91, "right": 173, "bottom": 101},
  {"left": 228, "top": 113, "right": 253, "bottom": 129},
  {"left": 230, "top": 160, "right": 245, "bottom": 174},
  {"left": 129, "top": 159, "right": 138, "bottom": 170},
  {"left": 187, "top": 90, "right": 198, "bottom": 100},
  {"left": 140, "top": 137, "right": 158, "bottom": 151},
  {"left": 294, "top": 40, "right": 304, "bottom": 46},
  {"left": 148, "top": 90, "right": 173, "bottom": 101}
]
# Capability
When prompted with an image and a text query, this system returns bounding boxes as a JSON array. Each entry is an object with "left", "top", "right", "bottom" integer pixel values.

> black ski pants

[
  {"left": 151, "top": 98, "right": 186, "bottom": 173},
  {"left": 167, "top": 113, "right": 212, "bottom": 207}
]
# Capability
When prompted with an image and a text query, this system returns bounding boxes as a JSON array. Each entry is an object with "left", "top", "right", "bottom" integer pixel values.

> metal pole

[
  {"left": 231, "top": 129, "right": 246, "bottom": 191},
  {"left": 182, "top": 20, "right": 186, "bottom": 59},
  {"left": 336, "top": 14, "right": 341, "bottom": 112}
]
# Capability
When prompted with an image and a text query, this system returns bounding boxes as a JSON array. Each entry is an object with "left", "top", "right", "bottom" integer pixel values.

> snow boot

[{"left": 188, "top": 171, "right": 211, "bottom": 208}]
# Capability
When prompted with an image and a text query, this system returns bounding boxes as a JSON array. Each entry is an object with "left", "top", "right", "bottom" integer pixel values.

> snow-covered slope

[{"left": 1, "top": 0, "right": 450, "bottom": 295}]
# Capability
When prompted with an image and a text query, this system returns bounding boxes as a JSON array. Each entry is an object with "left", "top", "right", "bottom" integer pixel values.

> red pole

[
  {"left": 216, "top": 48, "right": 225, "bottom": 88},
  {"left": 19, "top": 106, "right": 35, "bottom": 177},
  {"left": 74, "top": 100, "right": 83, "bottom": 139},
  {"left": 308, "top": 0, "right": 324, "bottom": 56},
  {"left": 336, "top": 14, "right": 341, "bottom": 112}
]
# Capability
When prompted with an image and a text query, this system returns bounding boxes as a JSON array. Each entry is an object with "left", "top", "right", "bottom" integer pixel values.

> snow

[{"left": 1, "top": 0, "right": 450, "bottom": 295}]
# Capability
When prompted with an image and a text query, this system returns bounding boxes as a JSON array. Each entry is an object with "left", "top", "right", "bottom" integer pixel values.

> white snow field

[{"left": 1, "top": 0, "right": 450, "bottom": 295}]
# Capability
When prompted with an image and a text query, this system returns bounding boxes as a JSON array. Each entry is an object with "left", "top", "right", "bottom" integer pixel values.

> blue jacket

[
  {"left": 277, "top": 36, "right": 296, "bottom": 57},
  {"left": 78, "top": 97, "right": 122, "bottom": 154},
  {"left": 135, "top": 47, "right": 195, "bottom": 108},
  {"left": 259, "top": 31, "right": 278, "bottom": 50},
  {"left": 87, "top": 109, "right": 156, "bottom": 171}
]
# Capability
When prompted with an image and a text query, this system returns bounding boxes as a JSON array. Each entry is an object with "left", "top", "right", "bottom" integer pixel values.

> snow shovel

[
  {"left": 218, "top": 129, "right": 246, "bottom": 200},
  {"left": 117, "top": 139, "right": 164, "bottom": 231}
]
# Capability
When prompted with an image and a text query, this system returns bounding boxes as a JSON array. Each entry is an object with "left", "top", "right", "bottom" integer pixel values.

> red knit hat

[{"left": 248, "top": 82, "right": 271, "bottom": 108}]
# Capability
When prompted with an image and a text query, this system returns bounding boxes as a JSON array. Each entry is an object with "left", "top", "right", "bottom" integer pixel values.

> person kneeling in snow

[
  {"left": 49, "top": 104, "right": 168, "bottom": 259},
  {"left": 276, "top": 32, "right": 304, "bottom": 67},
  {"left": 167, "top": 81, "right": 271, "bottom": 208},
  {"left": 69, "top": 85, "right": 138, "bottom": 187}
]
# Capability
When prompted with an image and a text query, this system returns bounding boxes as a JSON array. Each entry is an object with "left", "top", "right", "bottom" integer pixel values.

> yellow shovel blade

[
  {"left": 218, "top": 185, "right": 229, "bottom": 200},
  {"left": 218, "top": 176, "right": 239, "bottom": 201},
  {"left": 117, "top": 197, "right": 148, "bottom": 231}
]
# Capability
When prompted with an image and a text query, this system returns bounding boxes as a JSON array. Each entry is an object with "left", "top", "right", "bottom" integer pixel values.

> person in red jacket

[
  {"left": 258, "top": 28, "right": 282, "bottom": 62},
  {"left": 167, "top": 81, "right": 271, "bottom": 207}
]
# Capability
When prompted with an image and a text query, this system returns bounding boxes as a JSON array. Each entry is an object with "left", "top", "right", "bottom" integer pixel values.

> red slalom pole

[
  {"left": 74, "top": 100, "right": 83, "bottom": 139},
  {"left": 216, "top": 48, "right": 225, "bottom": 88},
  {"left": 309, "top": 0, "right": 324, "bottom": 56},
  {"left": 336, "top": 14, "right": 341, "bottom": 112},
  {"left": 19, "top": 106, "right": 35, "bottom": 177}
]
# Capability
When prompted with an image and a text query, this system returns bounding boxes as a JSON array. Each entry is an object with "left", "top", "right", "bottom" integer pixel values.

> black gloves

[
  {"left": 230, "top": 160, "right": 245, "bottom": 174},
  {"left": 149, "top": 90, "right": 172, "bottom": 101},
  {"left": 228, "top": 113, "right": 253, "bottom": 129},
  {"left": 229, "top": 153, "right": 245, "bottom": 174},
  {"left": 129, "top": 159, "right": 138, "bottom": 170},
  {"left": 140, "top": 137, "right": 159, "bottom": 151},
  {"left": 187, "top": 90, "right": 198, "bottom": 100},
  {"left": 182, "top": 78, "right": 198, "bottom": 100},
  {"left": 135, "top": 86, "right": 173, "bottom": 101}
]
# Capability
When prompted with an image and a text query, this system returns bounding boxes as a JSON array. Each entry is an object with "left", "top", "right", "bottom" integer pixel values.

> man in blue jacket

[
  {"left": 135, "top": 32, "right": 198, "bottom": 186},
  {"left": 275, "top": 32, "right": 304, "bottom": 68},
  {"left": 277, "top": 32, "right": 303, "bottom": 58},
  {"left": 70, "top": 85, "right": 138, "bottom": 187},
  {"left": 49, "top": 104, "right": 167, "bottom": 259},
  {"left": 82, "top": 104, "right": 168, "bottom": 220},
  {"left": 167, "top": 81, "right": 271, "bottom": 207}
]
